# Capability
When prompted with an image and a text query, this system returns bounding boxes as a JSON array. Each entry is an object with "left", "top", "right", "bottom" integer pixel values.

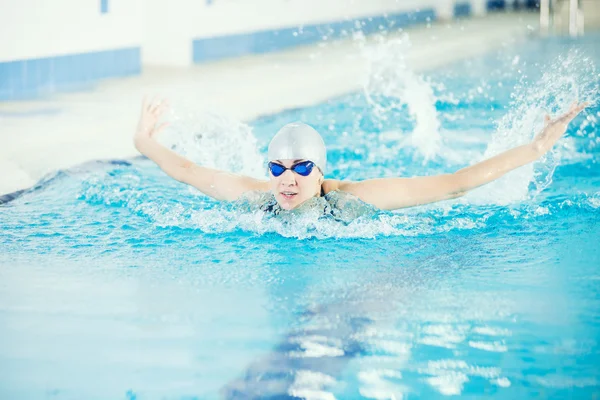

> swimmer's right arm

[
  {"left": 333, "top": 102, "right": 589, "bottom": 210},
  {"left": 133, "top": 98, "right": 269, "bottom": 201}
]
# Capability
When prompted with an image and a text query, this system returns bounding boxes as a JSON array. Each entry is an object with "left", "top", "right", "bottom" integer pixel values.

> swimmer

[{"left": 134, "top": 98, "right": 588, "bottom": 211}]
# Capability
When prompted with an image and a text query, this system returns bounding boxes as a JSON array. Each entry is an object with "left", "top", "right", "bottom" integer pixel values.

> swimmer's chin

[{"left": 274, "top": 193, "right": 305, "bottom": 210}]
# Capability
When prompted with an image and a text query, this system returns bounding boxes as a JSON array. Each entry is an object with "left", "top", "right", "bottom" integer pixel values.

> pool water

[{"left": 1, "top": 33, "right": 599, "bottom": 399}]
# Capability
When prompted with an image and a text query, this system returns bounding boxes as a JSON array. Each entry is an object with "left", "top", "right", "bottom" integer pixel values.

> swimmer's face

[{"left": 268, "top": 159, "right": 324, "bottom": 210}]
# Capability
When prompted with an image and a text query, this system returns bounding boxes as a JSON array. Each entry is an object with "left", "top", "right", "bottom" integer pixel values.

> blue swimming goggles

[{"left": 268, "top": 160, "right": 315, "bottom": 177}]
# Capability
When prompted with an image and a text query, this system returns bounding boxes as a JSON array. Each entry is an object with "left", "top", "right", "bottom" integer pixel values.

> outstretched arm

[
  {"left": 338, "top": 102, "right": 589, "bottom": 210},
  {"left": 133, "top": 98, "right": 269, "bottom": 201}
]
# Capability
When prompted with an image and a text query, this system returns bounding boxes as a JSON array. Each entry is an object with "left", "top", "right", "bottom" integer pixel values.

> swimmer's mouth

[{"left": 280, "top": 191, "right": 298, "bottom": 200}]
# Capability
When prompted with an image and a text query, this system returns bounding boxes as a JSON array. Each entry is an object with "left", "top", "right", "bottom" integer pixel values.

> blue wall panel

[
  {"left": 487, "top": 0, "right": 507, "bottom": 10},
  {"left": 454, "top": 2, "right": 473, "bottom": 17},
  {"left": 192, "top": 9, "right": 436, "bottom": 63},
  {"left": 100, "top": 0, "right": 109, "bottom": 14},
  {"left": 0, "top": 47, "right": 141, "bottom": 101}
]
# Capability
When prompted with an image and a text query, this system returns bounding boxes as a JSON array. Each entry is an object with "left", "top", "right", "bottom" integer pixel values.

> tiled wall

[
  {"left": 0, "top": 0, "right": 522, "bottom": 101},
  {"left": 192, "top": 9, "right": 436, "bottom": 63},
  {"left": 455, "top": 2, "right": 474, "bottom": 17},
  {"left": 488, "top": 0, "right": 507, "bottom": 10},
  {"left": 0, "top": 48, "right": 141, "bottom": 101},
  {"left": 0, "top": 0, "right": 142, "bottom": 101},
  {"left": 190, "top": 0, "right": 500, "bottom": 64}
]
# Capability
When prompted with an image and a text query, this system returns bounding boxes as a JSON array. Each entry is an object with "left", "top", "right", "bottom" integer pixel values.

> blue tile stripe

[
  {"left": 454, "top": 2, "right": 472, "bottom": 17},
  {"left": 192, "top": 9, "right": 436, "bottom": 63},
  {"left": 0, "top": 47, "right": 141, "bottom": 101},
  {"left": 487, "top": 0, "right": 507, "bottom": 10}
]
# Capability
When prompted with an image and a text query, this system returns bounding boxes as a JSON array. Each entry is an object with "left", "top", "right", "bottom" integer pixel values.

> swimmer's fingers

[
  {"left": 155, "top": 100, "right": 170, "bottom": 116},
  {"left": 140, "top": 96, "right": 169, "bottom": 117},
  {"left": 537, "top": 102, "right": 589, "bottom": 148},
  {"left": 149, "top": 98, "right": 165, "bottom": 114},
  {"left": 548, "top": 102, "right": 588, "bottom": 126},
  {"left": 142, "top": 96, "right": 159, "bottom": 114},
  {"left": 146, "top": 96, "right": 158, "bottom": 113},
  {"left": 563, "top": 102, "right": 588, "bottom": 120},
  {"left": 142, "top": 96, "right": 157, "bottom": 117},
  {"left": 571, "top": 102, "right": 589, "bottom": 116}
]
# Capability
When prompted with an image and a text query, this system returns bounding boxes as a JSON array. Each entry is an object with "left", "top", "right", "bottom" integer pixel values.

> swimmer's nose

[{"left": 280, "top": 169, "right": 297, "bottom": 185}]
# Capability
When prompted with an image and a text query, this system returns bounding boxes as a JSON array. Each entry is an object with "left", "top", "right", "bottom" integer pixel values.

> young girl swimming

[{"left": 134, "top": 98, "right": 588, "bottom": 211}]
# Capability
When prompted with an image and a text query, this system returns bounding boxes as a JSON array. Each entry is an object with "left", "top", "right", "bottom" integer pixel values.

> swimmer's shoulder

[{"left": 323, "top": 179, "right": 353, "bottom": 195}]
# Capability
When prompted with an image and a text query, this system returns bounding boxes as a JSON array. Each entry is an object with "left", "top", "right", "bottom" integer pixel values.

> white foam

[
  {"left": 418, "top": 324, "right": 468, "bottom": 348},
  {"left": 468, "top": 340, "right": 508, "bottom": 352},
  {"left": 288, "top": 370, "right": 337, "bottom": 400},
  {"left": 589, "top": 192, "right": 600, "bottom": 208},
  {"left": 420, "top": 358, "right": 510, "bottom": 395},
  {"left": 492, "top": 377, "right": 511, "bottom": 387},
  {"left": 425, "top": 360, "right": 504, "bottom": 378},
  {"left": 371, "top": 340, "right": 412, "bottom": 356},
  {"left": 426, "top": 372, "right": 469, "bottom": 396},
  {"left": 160, "top": 108, "right": 266, "bottom": 179},
  {"left": 426, "top": 359, "right": 469, "bottom": 370},
  {"left": 288, "top": 335, "right": 345, "bottom": 358},
  {"left": 358, "top": 369, "right": 405, "bottom": 400},
  {"left": 471, "top": 326, "right": 512, "bottom": 337},
  {"left": 533, "top": 206, "right": 550, "bottom": 216},
  {"left": 363, "top": 34, "right": 442, "bottom": 162},
  {"left": 419, "top": 336, "right": 459, "bottom": 349}
]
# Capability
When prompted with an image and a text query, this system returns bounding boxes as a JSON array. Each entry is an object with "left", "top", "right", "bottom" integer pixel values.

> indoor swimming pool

[{"left": 1, "top": 32, "right": 599, "bottom": 399}]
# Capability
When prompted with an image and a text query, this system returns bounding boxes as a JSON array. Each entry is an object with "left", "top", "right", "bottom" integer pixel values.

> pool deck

[{"left": 0, "top": 12, "right": 539, "bottom": 196}]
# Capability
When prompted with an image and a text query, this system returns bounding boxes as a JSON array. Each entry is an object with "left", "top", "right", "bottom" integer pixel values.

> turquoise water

[{"left": 1, "top": 34, "right": 599, "bottom": 399}]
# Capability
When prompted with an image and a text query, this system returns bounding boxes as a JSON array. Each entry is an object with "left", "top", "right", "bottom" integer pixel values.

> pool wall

[
  {"left": 0, "top": 0, "right": 143, "bottom": 101},
  {"left": 0, "top": 0, "right": 508, "bottom": 101}
]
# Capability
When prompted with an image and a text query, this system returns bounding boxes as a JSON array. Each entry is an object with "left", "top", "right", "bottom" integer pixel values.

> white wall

[
  {"left": 190, "top": 0, "right": 446, "bottom": 37},
  {"left": 0, "top": 0, "right": 143, "bottom": 62},
  {"left": 143, "top": 0, "right": 482, "bottom": 67},
  {"left": 143, "top": 0, "right": 195, "bottom": 67},
  {"left": 1, "top": 0, "right": 484, "bottom": 67}
]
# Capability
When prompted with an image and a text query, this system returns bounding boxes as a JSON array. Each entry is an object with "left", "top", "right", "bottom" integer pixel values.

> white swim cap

[{"left": 267, "top": 122, "right": 327, "bottom": 174}]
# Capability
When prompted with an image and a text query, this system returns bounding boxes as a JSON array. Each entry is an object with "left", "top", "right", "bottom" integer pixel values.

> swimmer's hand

[
  {"left": 532, "top": 102, "right": 589, "bottom": 155},
  {"left": 134, "top": 97, "right": 170, "bottom": 144},
  {"left": 334, "top": 102, "right": 589, "bottom": 210}
]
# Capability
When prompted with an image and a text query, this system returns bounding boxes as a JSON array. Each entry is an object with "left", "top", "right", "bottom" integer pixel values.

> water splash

[
  {"left": 466, "top": 50, "right": 599, "bottom": 205},
  {"left": 71, "top": 45, "right": 600, "bottom": 240},
  {"left": 159, "top": 106, "right": 266, "bottom": 179},
  {"left": 363, "top": 34, "right": 442, "bottom": 162},
  {"left": 75, "top": 159, "right": 600, "bottom": 241}
]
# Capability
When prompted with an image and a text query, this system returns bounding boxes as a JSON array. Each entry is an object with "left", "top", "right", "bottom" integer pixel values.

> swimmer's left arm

[{"left": 337, "top": 102, "right": 588, "bottom": 210}]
